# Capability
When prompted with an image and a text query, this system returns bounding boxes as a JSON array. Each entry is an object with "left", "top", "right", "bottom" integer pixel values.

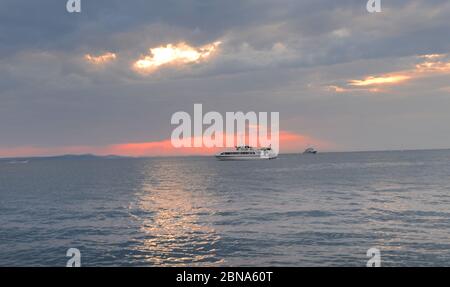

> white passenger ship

[{"left": 215, "top": 146, "right": 277, "bottom": 160}]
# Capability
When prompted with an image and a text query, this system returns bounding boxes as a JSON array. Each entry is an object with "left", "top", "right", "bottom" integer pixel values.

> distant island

[{"left": 0, "top": 154, "right": 132, "bottom": 161}]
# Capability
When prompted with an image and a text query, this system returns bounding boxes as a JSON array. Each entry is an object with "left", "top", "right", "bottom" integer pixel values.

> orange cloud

[
  {"left": 415, "top": 60, "right": 450, "bottom": 73},
  {"left": 105, "top": 139, "right": 216, "bottom": 157},
  {"left": 419, "top": 54, "right": 446, "bottom": 60},
  {"left": 348, "top": 75, "right": 411, "bottom": 87},
  {"left": 327, "top": 53, "right": 450, "bottom": 94},
  {"left": 103, "top": 130, "right": 328, "bottom": 156},
  {"left": 133, "top": 41, "right": 221, "bottom": 74},
  {"left": 325, "top": 85, "right": 384, "bottom": 94},
  {"left": 84, "top": 52, "right": 117, "bottom": 65}
]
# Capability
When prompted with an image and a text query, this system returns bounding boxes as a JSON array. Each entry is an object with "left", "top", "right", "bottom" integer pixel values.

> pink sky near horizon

[{"left": 0, "top": 131, "right": 331, "bottom": 158}]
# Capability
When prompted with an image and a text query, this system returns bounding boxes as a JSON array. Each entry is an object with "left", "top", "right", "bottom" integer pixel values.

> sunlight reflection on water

[{"left": 128, "top": 160, "right": 223, "bottom": 266}]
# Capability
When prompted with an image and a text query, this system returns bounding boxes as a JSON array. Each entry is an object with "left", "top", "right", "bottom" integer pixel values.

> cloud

[
  {"left": 2, "top": 0, "right": 450, "bottom": 154},
  {"left": 348, "top": 75, "right": 411, "bottom": 87},
  {"left": 415, "top": 57, "right": 450, "bottom": 73},
  {"left": 132, "top": 41, "right": 221, "bottom": 74},
  {"left": 326, "top": 53, "right": 450, "bottom": 93},
  {"left": 84, "top": 52, "right": 117, "bottom": 65}
]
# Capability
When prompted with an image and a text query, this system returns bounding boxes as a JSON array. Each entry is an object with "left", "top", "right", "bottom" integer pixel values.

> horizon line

[{"left": 1, "top": 147, "right": 450, "bottom": 160}]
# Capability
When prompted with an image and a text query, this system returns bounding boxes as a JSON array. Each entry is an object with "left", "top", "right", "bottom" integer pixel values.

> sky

[{"left": 1, "top": 0, "right": 450, "bottom": 157}]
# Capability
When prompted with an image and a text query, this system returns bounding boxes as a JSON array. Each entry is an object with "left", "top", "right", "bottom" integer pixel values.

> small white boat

[
  {"left": 216, "top": 146, "right": 277, "bottom": 160},
  {"left": 303, "top": 147, "right": 318, "bottom": 154}
]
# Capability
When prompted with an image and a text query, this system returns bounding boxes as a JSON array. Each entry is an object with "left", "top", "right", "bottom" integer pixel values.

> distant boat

[
  {"left": 303, "top": 147, "right": 318, "bottom": 154},
  {"left": 216, "top": 146, "right": 277, "bottom": 160}
]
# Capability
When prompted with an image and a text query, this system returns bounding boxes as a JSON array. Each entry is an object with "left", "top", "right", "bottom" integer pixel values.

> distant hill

[{"left": 0, "top": 154, "right": 132, "bottom": 161}]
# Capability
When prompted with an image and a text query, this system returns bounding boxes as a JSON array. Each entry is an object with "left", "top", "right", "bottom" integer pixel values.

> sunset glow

[
  {"left": 84, "top": 52, "right": 117, "bottom": 65},
  {"left": 348, "top": 75, "right": 411, "bottom": 87},
  {"left": 0, "top": 131, "right": 328, "bottom": 158},
  {"left": 327, "top": 54, "right": 450, "bottom": 94},
  {"left": 415, "top": 61, "right": 450, "bottom": 73},
  {"left": 133, "top": 41, "right": 221, "bottom": 73}
]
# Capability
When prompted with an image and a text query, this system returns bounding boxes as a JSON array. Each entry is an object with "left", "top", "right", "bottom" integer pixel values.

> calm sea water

[{"left": 1, "top": 150, "right": 450, "bottom": 266}]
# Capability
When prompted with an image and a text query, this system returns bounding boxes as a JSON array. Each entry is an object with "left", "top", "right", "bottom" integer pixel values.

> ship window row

[{"left": 222, "top": 152, "right": 256, "bottom": 155}]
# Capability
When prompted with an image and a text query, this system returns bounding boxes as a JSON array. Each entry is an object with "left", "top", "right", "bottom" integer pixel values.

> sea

[{"left": 1, "top": 150, "right": 450, "bottom": 267}]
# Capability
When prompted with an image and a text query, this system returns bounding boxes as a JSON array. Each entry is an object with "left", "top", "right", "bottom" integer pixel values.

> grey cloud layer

[{"left": 1, "top": 0, "right": 450, "bottom": 152}]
